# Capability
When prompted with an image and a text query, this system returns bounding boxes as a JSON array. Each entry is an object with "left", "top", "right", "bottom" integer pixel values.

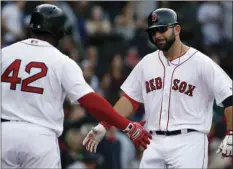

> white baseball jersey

[
  {"left": 121, "top": 47, "right": 232, "bottom": 134},
  {"left": 1, "top": 38, "right": 94, "bottom": 136}
]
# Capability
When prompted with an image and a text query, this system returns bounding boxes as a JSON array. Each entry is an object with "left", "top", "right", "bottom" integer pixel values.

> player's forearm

[
  {"left": 78, "top": 92, "right": 131, "bottom": 130},
  {"left": 100, "top": 95, "right": 140, "bottom": 129},
  {"left": 113, "top": 96, "right": 135, "bottom": 118},
  {"left": 224, "top": 106, "right": 233, "bottom": 131}
]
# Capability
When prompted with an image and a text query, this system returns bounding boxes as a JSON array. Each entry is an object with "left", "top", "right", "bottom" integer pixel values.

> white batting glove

[
  {"left": 216, "top": 130, "right": 233, "bottom": 158},
  {"left": 82, "top": 123, "right": 106, "bottom": 153}
]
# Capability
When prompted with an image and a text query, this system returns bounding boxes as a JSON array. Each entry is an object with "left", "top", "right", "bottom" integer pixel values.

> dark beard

[{"left": 155, "top": 33, "right": 176, "bottom": 51}]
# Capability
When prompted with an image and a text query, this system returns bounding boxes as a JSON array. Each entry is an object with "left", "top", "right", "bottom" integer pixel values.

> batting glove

[
  {"left": 83, "top": 121, "right": 152, "bottom": 152},
  {"left": 82, "top": 123, "right": 106, "bottom": 153},
  {"left": 216, "top": 130, "right": 233, "bottom": 158},
  {"left": 123, "top": 120, "right": 152, "bottom": 149}
]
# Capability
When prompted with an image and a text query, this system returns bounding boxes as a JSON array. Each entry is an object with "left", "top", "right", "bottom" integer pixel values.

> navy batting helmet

[
  {"left": 146, "top": 8, "right": 179, "bottom": 44},
  {"left": 28, "top": 4, "right": 67, "bottom": 40}
]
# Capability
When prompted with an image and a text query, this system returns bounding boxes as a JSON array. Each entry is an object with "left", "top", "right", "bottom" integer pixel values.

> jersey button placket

[
  {"left": 161, "top": 67, "right": 174, "bottom": 130},
  {"left": 161, "top": 91, "right": 169, "bottom": 129}
]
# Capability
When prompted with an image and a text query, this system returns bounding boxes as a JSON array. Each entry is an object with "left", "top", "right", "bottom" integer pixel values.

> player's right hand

[
  {"left": 82, "top": 123, "right": 106, "bottom": 153},
  {"left": 123, "top": 121, "right": 152, "bottom": 149},
  {"left": 216, "top": 130, "right": 233, "bottom": 158}
]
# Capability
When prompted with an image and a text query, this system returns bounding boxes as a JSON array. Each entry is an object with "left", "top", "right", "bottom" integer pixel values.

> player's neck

[
  {"left": 163, "top": 41, "right": 189, "bottom": 61},
  {"left": 29, "top": 34, "right": 57, "bottom": 46}
]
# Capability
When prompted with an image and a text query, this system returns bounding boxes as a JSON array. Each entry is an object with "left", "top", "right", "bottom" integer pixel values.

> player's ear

[{"left": 174, "top": 25, "right": 181, "bottom": 36}]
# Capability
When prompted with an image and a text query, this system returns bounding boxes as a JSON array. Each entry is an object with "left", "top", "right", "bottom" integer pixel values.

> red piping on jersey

[
  {"left": 158, "top": 51, "right": 166, "bottom": 131},
  {"left": 166, "top": 50, "right": 198, "bottom": 130},
  {"left": 20, "top": 42, "right": 51, "bottom": 47},
  {"left": 168, "top": 47, "right": 191, "bottom": 62},
  {"left": 122, "top": 93, "right": 141, "bottom": 112}
]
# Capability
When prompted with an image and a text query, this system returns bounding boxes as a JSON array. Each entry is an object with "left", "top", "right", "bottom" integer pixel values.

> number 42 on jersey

[{"left": 1, "top": 59, "right": 48, "bottom": 94}]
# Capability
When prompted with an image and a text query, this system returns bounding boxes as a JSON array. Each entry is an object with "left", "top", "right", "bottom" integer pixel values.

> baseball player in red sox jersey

[
  {"left": 83, "top": 8, "right": 233, "bottom": 168},
  {"left": 1, "top": 4, "right": 152, "bottom": 169}
]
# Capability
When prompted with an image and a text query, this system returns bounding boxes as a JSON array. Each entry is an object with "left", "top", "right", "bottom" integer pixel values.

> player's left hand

[
  {"left": 216, "top": 130, "right": 233, "bottom": 158},
  {"left": 123, "top": 120, "right": 152, "bottom": 149}
]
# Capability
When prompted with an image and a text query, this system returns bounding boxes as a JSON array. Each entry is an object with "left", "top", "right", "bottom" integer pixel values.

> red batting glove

[{"left": 123, "top": 120, "right": 152, "bottom": 149}]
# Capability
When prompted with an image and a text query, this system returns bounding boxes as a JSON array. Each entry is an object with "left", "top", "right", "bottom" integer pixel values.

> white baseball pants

[
  {"left": 139, "top": 131, "right": 208, "bottom": 168},
  {"left": 2, "top": 121, "right": 61, "bottom": 169}
]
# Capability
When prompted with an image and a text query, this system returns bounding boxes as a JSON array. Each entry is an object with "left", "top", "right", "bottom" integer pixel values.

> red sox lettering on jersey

[{"left": 145, "top": 77, "right": 196, "bottom": 96}]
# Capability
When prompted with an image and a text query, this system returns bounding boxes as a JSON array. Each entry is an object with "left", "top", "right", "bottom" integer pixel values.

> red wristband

[
  {"left": 100, "top": 121, "right": 112, "bottom": 129},
  {"left": 226, "top": 130, "right": 233, "bottom": 135}
]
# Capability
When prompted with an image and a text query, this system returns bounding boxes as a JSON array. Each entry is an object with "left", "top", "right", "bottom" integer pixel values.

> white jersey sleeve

[
  {"left": 203, "top": 58, "right": 232, "bottom": 106},
  {"left": 121, "top": 62, "right": 143, "bottom": 103},
  {"left": 61, "top": 57, "right": 94, "bottom": 103}
]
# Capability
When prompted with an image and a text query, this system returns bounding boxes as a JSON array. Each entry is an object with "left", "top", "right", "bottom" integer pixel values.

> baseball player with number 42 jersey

[
  {"left": 83, "top": 8, "right": 233, "bottom": 168},
  {"left": 1, "top": 4, "right": 152, "bottom": 169}
]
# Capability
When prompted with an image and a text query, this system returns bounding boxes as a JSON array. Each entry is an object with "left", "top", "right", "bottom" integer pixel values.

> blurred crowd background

[{"left": 1, "top": 1, "right": 232, "bottom": 169}]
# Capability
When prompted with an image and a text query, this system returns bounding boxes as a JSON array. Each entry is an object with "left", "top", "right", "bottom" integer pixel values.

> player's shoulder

[
  {"left": 58, "top": 52, "right": 81, "bottom": 70},
  {"left": 190, "top": 47, "right": 214, "bottom": 64},
  {"left": 1, "top": 41, "right": 21, "bottom": 59},
  {"left": 48, "top": 47, "right": 80, "bottom": 71},
  {"left": 2, "top": 41, "right": 20, "bottom": 51},
  {"left": 138, "top": 50, "right": 159, "bottom": 65},
  {"left": 58, "top": 51, "right": 77, "bottom": 64},
  {"left": 130, "top": 50, "right": 159, "bottom": 70},
  {"left": 143, "top": 50, "right": 159, "bottom": 60}
]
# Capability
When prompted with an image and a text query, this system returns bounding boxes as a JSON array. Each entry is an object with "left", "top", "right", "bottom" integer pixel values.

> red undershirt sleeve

[
  {"left": 77, "top": 92, "right": 131, "bottom": 130},
  {"left": 100, "top": 93, "right": 141, "bottom": 129},
  {"left": 122, "top": 93, "right": 141, "bottom": 112}
]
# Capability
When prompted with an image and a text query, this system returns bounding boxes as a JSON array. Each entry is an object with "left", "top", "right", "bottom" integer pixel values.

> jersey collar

[
  {"left": 20, "top": 39, "right": 53, "bottom": 47},
  {"left": 158, "top": 47, "right": 197, "bottom": 66}
]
